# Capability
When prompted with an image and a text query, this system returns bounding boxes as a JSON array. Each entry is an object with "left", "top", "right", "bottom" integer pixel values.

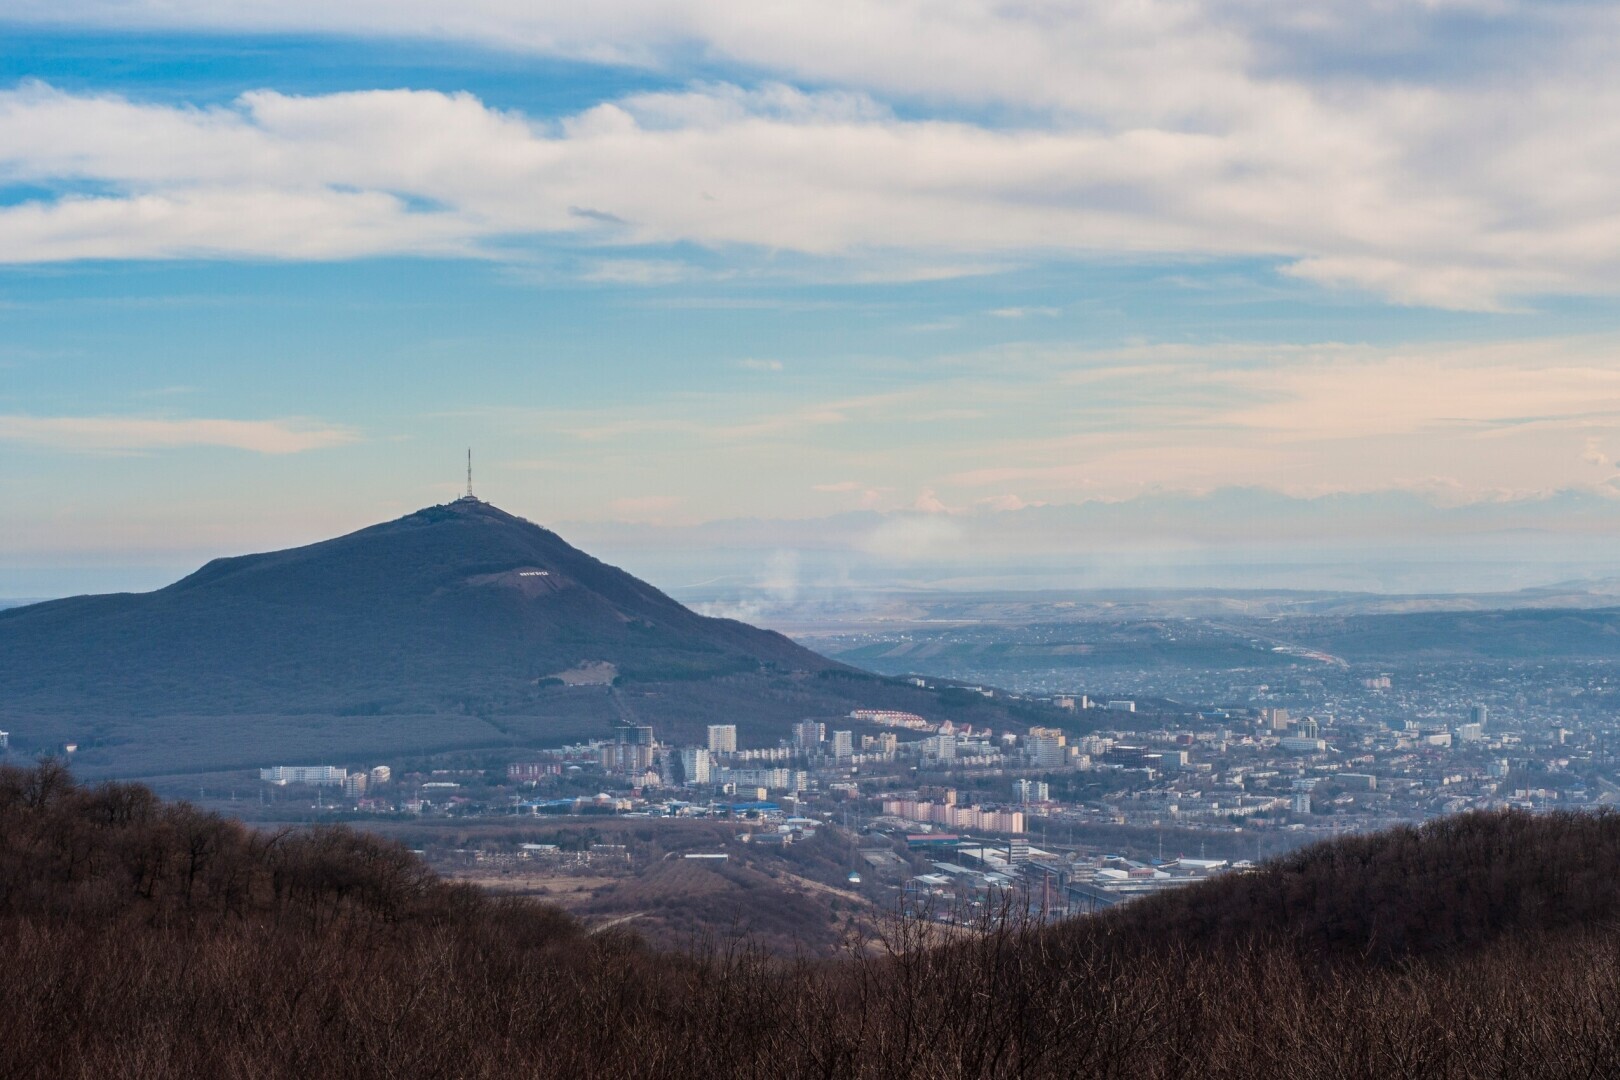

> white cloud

[
  {"left": 579, "top": 259, "right": 705, "bottom": 285},
  {"left": 1280, "top": 257, "right": 1546, "bottom": 313},
  {"left": 0, "top": 1, "right": 1254, "bottom": 119},
  {"left": 2, "top": 28, "right": 1620, "bottom": 307},
  {"left": 912, "top": 488, "right": 961, "bottom": 514},
  {"left": 989, "top": 307, "right": 1059, "bottom": 319},
  {"left": 978, "top": 493, "right": 1042, "bottom": 511},
  {"left": 738, "top": 358, "right": 784, "bottom": 371},
  {"left": 0, "top": 415, "right": 357, "bottom": 453},
  {"left": 0, "top": 188, "right": 476, "bottom": 263}
]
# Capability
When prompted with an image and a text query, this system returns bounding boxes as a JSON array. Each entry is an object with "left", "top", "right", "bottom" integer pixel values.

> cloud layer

[
  {"left": 0, "top": 415, "right": 357, "bottom": 454},
  {"left": 439, "top": 334, "right": 1620, "bottom": 525},
  {"left": 1, "top": 0, "right": 1619, "bottom": 306}
]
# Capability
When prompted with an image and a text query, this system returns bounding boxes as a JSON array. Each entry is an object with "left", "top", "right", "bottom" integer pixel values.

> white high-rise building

[
  {"left": 707, "top": 724, "right": 738, "bottom": 754},
  {"left": 1015, "top": 779, "right": 1050, "bottom": 803},
  {"left": 1027, "top": 731, "right": 1067, "bottom": 769},
  {"left": 1291, "top": 778, "right": 1318, "bottom": 815},
  {"left": 863, "top": 732, "right": 899, "bottom": 756},
  {"left": 831, "top": 730, "right": 854, "bottom": 761},
  {"left": 679, "top": 747, "right": 712, "bottom": 787}
]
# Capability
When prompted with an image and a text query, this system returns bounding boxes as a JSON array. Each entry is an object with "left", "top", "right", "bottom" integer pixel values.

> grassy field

[{"left": 371, "top": 816, "right": 887, "bottom": 953}]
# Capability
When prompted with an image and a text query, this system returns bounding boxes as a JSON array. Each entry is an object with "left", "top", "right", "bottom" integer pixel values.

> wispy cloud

[
  {"left": 552, "top": 387, "right": 923, "bottom": 443},
  {"left": 578, "top": 259, "right": 709, "bottom": 285},
  {"left": 0, "top": 415, "right": 357, "bottom": 454},
  {"left": 989, "top": 306, "right": 1060, "bottom": 319},
  {"left": 738, "top": 358, "right": 784, "bottom": 372},
  {"left": 462, "top": 333, "right": 1620, "bottom": 516}
]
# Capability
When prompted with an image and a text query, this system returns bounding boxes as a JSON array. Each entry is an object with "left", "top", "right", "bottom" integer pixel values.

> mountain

[{"left": 0, "top": 499, "right": 1039, "bottom": 775}]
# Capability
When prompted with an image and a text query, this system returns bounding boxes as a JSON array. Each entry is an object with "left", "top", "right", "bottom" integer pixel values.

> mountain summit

[{"left": 0, "top": 500, "right": 876, "bottom": 773}]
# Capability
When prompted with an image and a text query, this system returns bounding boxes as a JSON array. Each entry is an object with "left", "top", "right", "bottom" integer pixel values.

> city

[{"left": 221, "top": 635, "right": 1615, "bottom": 928}]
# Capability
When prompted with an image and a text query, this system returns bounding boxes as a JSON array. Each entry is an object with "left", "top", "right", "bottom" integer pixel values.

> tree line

[{"left": 6, "top": 760, "right": 1620, "bottom": 1077}]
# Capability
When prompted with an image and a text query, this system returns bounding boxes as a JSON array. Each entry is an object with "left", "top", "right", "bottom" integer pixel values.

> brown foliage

[
  {"left": 7, "top": 763, "right": 1620, "bottom": 1077},
  {"left": 1103, "top": 808, "right": 1620, "bottom": 960}
]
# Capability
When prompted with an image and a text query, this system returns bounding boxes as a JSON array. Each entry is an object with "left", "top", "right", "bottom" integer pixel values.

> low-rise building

[{"left": 260, "top": 765, "right": 346, "bottom": 786}]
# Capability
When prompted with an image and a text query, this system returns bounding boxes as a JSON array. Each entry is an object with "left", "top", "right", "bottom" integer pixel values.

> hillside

[
  {"left": 0, "top": 500, "right": 1041, "bottom": 775},
  {"left": 1279, "top": 607, "right": 1620, "bottom": 660},
  {"left": 1, "top": 498, "right": 833, "bottom": 705},
  {"left": 818, "top": 605, "right": 1620, "bottom": 689},
  {"left": 7, "top": 763, "right": 1620, "bottom": 1078}
]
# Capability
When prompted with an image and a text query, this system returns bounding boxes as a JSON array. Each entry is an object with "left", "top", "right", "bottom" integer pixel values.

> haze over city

[{"left": 8, "top": 2, "right": 1620, "bottom": 598}]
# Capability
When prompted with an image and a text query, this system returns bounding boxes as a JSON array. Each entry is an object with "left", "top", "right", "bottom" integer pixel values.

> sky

[{"left": 7, "top": 2, "right": 1620, "bottom": 599}]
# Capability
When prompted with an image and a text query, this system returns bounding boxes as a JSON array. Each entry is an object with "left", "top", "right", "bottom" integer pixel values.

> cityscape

[{"left": 219, "top": 629, "right": 1612, "bottom": 926}]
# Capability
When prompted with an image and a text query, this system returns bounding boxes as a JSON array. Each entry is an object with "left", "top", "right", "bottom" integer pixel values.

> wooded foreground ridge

[{"left": 7, "top": 761, "right": 1620, "bottom": 1078}]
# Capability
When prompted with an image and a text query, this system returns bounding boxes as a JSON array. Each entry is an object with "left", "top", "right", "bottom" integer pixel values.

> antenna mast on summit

[{"left": 466, "top": 448, "right": 474, "bottom": 499}]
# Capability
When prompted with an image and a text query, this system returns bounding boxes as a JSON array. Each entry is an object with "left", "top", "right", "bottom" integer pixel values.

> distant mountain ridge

[{"left": 5, "top": 500, "right": 1024, "bottom": 775}]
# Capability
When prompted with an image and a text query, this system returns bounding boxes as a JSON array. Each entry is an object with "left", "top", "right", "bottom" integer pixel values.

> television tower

[{"left": 465, "top": 448, "right": 475, "bottom": 500}]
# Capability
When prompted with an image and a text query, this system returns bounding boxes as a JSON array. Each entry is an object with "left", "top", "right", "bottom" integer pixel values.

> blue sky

[{"left": 7, "top": 3, "right": 1620, "bottom": 598}]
